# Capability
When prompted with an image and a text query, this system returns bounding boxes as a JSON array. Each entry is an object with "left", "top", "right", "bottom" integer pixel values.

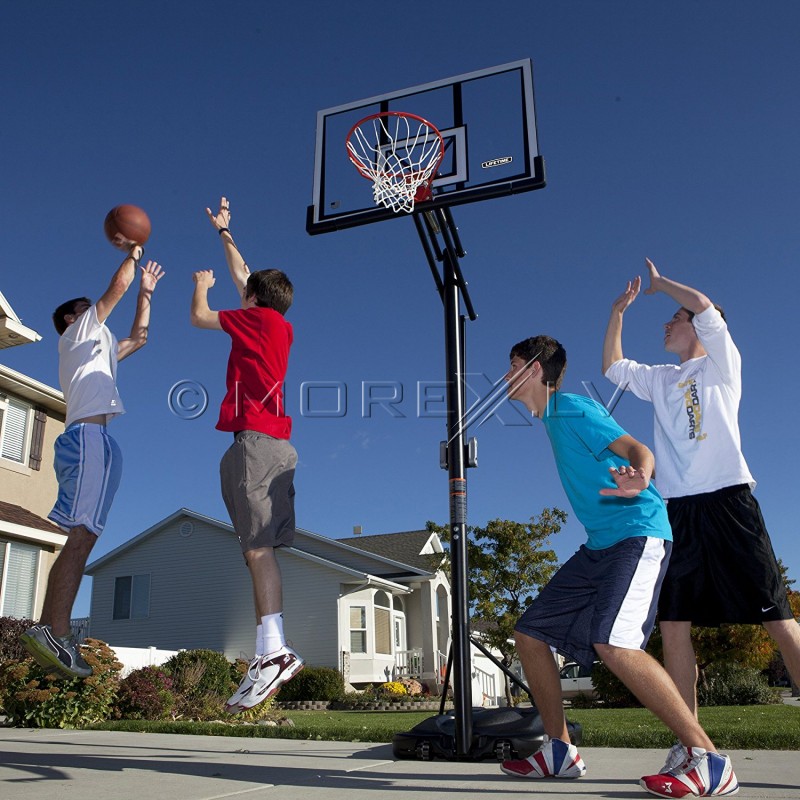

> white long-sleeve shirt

[{"left": 605, "top": 305, "right": 753, "bottom": 499}]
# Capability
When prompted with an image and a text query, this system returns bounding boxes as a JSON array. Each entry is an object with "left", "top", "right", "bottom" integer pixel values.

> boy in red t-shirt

[{"left": 190, "top": 197, "right": 303, "bottom": 711}]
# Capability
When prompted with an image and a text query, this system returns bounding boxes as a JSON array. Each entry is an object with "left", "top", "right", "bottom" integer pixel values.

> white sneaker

[
  {"left": 225, "top": 655, "right": 262, "bottom": 712},
  {"left": 230, "top": 645, "right": 304, "bottom": 712},
  {"left": 501, "top": 736, "right": 586, "bottom": 779},
  {"left": 641, "top": 746, "right": 739, "bottom": 797}
]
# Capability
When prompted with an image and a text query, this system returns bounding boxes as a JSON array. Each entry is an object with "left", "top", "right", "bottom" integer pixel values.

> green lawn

[{"left": 91, "top": 705, "right": 800, "bottom": 749}]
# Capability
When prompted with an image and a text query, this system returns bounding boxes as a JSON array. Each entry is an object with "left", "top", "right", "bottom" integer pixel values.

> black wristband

[{"left": 218, "top": 227, "right": 230, "bottom": 236}]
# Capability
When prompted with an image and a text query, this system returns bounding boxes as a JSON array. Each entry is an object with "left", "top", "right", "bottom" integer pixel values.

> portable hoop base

[{"left": 392, "top": 707, "right": 583, "bottom": 762}]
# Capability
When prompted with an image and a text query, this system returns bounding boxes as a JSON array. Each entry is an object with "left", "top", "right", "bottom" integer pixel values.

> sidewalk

[{"left": 0, "top": 728, "right": 797, "bottom": 799}]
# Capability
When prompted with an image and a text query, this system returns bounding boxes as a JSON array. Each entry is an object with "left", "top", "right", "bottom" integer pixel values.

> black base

[{"left": 392, "top": 707, "right": 582, "bottom": 762}]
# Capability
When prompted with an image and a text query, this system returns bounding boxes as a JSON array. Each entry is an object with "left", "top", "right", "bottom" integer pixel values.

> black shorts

[{"left": 658, "top": 484, "right": 792, "bottom": 625}]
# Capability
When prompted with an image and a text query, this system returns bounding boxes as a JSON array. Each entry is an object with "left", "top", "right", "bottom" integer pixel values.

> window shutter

[
  {"left": 28, "top": 408, "right": 47, "bottom": 471},
  {"left": 0, "top": 400, "right": 28, "bottom": 463}
]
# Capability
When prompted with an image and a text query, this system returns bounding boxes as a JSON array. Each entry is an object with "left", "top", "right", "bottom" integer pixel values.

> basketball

[{"left": 104, "top": 204, "right": 151, "bottom": 249}]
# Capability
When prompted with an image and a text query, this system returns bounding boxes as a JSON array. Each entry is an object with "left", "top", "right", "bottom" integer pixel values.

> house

[
  {"left": 86, "top": 509, "right": 456, "bottom": 690},
  {"left": 0, "top": 291, "right": 67, "bottom": 619}
]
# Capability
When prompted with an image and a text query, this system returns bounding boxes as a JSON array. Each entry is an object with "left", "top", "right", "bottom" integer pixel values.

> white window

[
  {"left": 349, "top": 605, "right": 367, "bottom": 653},
  {"left": 0, "top": 397, "right": 32, "bottom": 464},
  {"left": 113, "top": 574, "right": 151, "bottom": 620},
  {"left": 0, "top": 540, "right": 40, "bottom": 619}
]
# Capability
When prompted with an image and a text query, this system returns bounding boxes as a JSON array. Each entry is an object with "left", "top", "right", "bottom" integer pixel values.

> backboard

[{"left": 307, "top": 59, "right": 545, "bottom": 235}]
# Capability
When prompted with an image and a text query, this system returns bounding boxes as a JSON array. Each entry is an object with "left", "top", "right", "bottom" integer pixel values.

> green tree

[{"left": 427, "top": 508, "right": 567, "bottom": 705}]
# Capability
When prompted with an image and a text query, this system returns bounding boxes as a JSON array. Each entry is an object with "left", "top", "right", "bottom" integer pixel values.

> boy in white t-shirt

[
  {"left": 603, "top": 258, "right": 800, "bottom": 724},
  {"left": 20, "top": 245, "right": 164, "bottom": 679}
]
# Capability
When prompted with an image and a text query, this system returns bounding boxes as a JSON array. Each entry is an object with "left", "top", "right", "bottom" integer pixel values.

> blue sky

[{"left": 2, "top": 1, "right": 798, "bottom": 618}]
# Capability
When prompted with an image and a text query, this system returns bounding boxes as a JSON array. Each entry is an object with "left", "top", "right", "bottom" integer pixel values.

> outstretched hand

[
  {"left": 139, "top": 260, "right": 165, "bottom": 293},
  {"left": 643, "top": 257, "right": 663, "bottom": 295},
  {"left": 611, "top": 275, "right": 641, "bottom": 315},
  {"left": 206, "top": 196, "right": 231, "bottom": 232},
  {"left": 193, "top": 269, "right": 216, "bottom": 289},
  {"left": 599, "top": 465, "right": 649, "bottom": 498}
]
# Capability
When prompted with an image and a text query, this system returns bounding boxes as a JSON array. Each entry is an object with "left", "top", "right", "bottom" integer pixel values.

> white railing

[
  {"left": 394, "top": 648, "right": 423, "bottom": 678},
  {"left": 472, "top": 662, "right": 497, "bottom": 707},
  {"left": 436, "top": 650, "right": 448, "bottom": 684}
]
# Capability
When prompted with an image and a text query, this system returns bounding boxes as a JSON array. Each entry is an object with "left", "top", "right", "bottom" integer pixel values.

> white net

[{"left": 346, "top": 112, "right": 444, "bottom": 214}]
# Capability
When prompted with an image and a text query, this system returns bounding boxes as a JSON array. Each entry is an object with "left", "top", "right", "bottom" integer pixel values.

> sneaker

[
  {"left": 229, "top": 645, "right": 304, "bottom": 712},
  {"left": 641, "top": 746, "right": 739, "bottom": 797},
  {"left": 20, "top": 624, "right": 92, "bottom": 679},
  {"left": 225, "top": 655, "right": 261, "bottom": 712},
  {"left": 501, "top": 736, "right": 586, "bottom": 779},
  {"left": 659, "top": 741, "right": 686, "bottom": 773}
]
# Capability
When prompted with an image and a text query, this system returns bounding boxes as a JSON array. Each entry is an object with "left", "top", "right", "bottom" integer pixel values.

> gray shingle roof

[{"left": 336, "top": 529, "right": 442, "bottom": 572}]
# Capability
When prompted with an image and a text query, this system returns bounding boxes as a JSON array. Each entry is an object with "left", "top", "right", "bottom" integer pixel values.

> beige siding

[{"left": 0, "top": 405, "right": 63, "bottom": 519}]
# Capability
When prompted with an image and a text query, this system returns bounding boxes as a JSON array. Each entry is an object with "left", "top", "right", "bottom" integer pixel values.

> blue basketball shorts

[
  {"left": 48, "top": 423, "right": 123, "bottom": 537},
  {"left": 515, "top": 536, "right": 672, "bottom": 668}
]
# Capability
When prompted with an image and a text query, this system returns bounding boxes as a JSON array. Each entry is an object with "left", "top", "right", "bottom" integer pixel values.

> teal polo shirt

[{"left": 541, "top": 392, "right": 671, "bottom": 550}]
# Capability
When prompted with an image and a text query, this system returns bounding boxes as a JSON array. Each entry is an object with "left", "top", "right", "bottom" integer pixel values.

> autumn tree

[{"left": 427, "top": 507, "right": 567, "bottom": 704}]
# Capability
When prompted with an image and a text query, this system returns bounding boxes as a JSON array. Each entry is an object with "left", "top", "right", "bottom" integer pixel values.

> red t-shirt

[{"left": 216, "top": 307, "right": 293, "bottom": 439}]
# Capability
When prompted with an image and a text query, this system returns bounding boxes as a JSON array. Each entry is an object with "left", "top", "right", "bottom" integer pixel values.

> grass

[{"left": 89, "top": 705, "right": 800, "bottom": 749}]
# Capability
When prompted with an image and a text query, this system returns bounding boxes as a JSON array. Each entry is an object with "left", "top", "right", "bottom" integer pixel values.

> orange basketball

[{"left": 104, "top": 204, "right": 151, "bottom": 249}]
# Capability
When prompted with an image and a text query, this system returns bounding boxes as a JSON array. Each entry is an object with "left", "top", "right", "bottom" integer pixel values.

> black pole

[{"left": 443, "top": 245, "right": 473, "bottom": 756}]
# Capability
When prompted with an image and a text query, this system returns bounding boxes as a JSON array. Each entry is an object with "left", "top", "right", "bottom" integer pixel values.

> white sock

[
  {"left": 256, "top": 624, "right": 264, "bottom": 657},
  {"left": 261, "top": 613, "right": 285, "bottom": 654}
]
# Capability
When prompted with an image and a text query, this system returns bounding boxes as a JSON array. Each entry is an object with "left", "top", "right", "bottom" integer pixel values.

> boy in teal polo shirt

[{"left": 499, "top": 335, "right": 738, "bottom": 798}]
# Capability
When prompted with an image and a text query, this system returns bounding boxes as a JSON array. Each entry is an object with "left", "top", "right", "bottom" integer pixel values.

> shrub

[
  {"left": 114, "top": 666, "right": 175, "bottom": 720},
  {"left": 0, "top": 616, "right": 35, "bottom": 662},
  {"left": 0, "top": 637, "right": 122, "bottom": 727},
  {"left": 591, "top": 661, "right": 641, "bottom": 708},
  {"left": 275, "top": 665, "right": 344, "bottom": 701},
  {"left": 162, "top": 649, "right": 237, "bottom": 720},
  {"left": 378, "top": 681, "right": 407, "bottom": 696},
  {"left": 698, "top": 662, "right": 782, "bottom": 706}
]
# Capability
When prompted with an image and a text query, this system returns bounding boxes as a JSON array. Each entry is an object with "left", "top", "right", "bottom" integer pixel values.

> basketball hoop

[{"left": 346, "top": 112, "right": 444, "bottom": 214}]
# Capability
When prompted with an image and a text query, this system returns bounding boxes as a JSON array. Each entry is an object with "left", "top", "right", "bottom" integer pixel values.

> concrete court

[{"left": 0, "top": 728, "right": 797, "bottom": 800}]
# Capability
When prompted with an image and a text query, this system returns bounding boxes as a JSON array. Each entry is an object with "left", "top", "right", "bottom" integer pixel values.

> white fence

[{"left": 108, "top": 645, "right": 180, "bottom": 677}]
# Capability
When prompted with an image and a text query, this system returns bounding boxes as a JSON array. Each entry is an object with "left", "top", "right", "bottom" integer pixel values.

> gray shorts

[{"left": 220, "top": 431, "right": 297, "bottom": 554}]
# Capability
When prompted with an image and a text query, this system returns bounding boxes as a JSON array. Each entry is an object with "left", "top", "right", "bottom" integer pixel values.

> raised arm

[
  {"left": 190, "top": 270, "right": 223, "bottom": 330},
  {"left": 117, "top": 261, "right": 166, "bottom": 361},
  {"left": 95, "top": 244, "right": 144, "bottom": 324},
  {"left": 643, "top": 257, "right": 713, "bottom": 315},
  {"left": 206, "top": 196, "right": 250, "bottom": 299},
  {"left": 599, "top": 434, "right": 655, "bottom": 498},
  {"left": 602, "top": 275, "right": 640, "bottom": 374}
]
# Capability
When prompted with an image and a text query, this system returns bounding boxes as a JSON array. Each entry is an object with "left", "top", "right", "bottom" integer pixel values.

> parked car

[{"left": 559, "top": 661, "right": 598, "bottom": 699}]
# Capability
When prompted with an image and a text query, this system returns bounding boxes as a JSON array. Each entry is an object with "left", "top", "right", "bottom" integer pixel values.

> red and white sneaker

[
  {"left": 228, "top": 645, "right": 304, "bottom": 712},
  {"left": 501, "top": 736, "right": 586, "bottom": 779},
  {"left": 641, "top": 746, "right": 739, "bottom": 797}
]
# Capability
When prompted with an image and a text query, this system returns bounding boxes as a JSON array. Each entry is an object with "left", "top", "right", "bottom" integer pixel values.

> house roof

[
  {"left": 337, "top": 529, "right": 444, "bottom": 572},
  {"left": 0, "top": 500, "right": 66, "bottom": 547},
  {"left": 85, "top": 508, "right": 442, "bottom": 583},
  {"left": 0, "top": 290, "right": 42, "bottom": 349},
  {"left": 0, "top": 500, "right": 64, "bottom": 534},
  {"left": 0, "top": 364, "right": 65, "bottom": 416}
]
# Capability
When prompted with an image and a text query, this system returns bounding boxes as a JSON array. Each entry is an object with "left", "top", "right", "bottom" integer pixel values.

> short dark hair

[
  {"left": 683, "top": 303, "right": 726, "bottom": 323},
  {"left": 244, "top": 269, "right": 293, "bottom": 314},
  {"left": 52, "top": 297, "right": 91, "bottom": 336},
  {"left": 509, "top": 335, "right": 567, "bottom": 390}
]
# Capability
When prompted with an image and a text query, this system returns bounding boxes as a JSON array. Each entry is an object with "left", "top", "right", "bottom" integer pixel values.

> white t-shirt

[
  {"left": 604, "top": 305, "right": 753, "bottom": 499},
  {"left": 59, "top": 304, "right": 125, "bottom": 427}
]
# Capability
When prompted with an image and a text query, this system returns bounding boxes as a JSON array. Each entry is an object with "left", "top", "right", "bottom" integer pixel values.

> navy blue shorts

[{"left": 515, "top": 536, "right": 671, "bottom": 668}]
